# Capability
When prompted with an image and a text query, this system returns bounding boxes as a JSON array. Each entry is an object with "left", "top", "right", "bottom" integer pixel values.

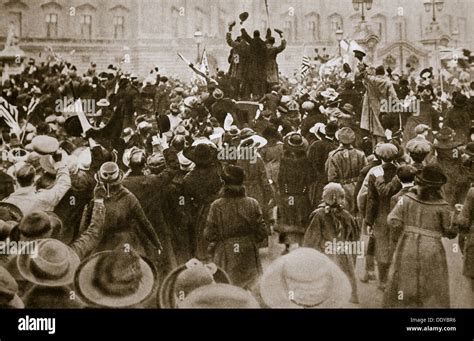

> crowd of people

[{"left": 0, "top": 13, "right": 473, "bottom": 309}]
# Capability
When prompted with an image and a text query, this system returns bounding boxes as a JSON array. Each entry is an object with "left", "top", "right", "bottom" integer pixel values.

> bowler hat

[
  {"left": 283, "top": 132, "right": 308, "bottom": 152},
  {"left": 415, "top": 164, "right": 447, "bottom": 186},
  {"left": 239, "top": 12, "right": 249, "bottom": 24}
]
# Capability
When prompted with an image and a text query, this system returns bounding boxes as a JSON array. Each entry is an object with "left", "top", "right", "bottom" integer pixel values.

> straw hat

[
  {"left": 75, "top": 250, "right": 157, "bottom": 308},
  {"left": 259, "top": 248, "right": 351, "bottom": 308},
  {"left": 17, "top": 239, "right": 80, "bottom": 287}
]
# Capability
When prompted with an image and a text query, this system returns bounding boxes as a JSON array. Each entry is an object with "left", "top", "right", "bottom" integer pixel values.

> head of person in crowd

[
  {"left": 374, "top": 143, "right": 398, "bottom": 164},
  {"left": 178, "top": 283, "right": 260, "bottom": 308},
  {"left": 23, "top": 284, "right": 84, "bottom": 309},
  {"left": 336, "top": 127, "right": 355, "bottom": 147},
  {"left": 396, "top": 165, "right": 418, "bottom": 187},
  {"left": 222, "top": 164, "right": 245, "bottom": 188},
  {"left": 17, "top": 239, "right": 80, "bottom": 291},
  {"left": 375, "top": 65, "right": 385, "bottom": 76},
  {"left": 414, "top": 164, "right": 447, "bottom": 201},
  {"left": 75, "top": 248, "right": 157, "bottom": 308},
  {"left": 322, "top": 183, "right": 345, "bottom": 210},
  {"left": 406, "top": 138, "right": 431, "bottom": 166},
  {"left": 15, "top": 164, "right": 36, "bottom": 189},
  {"left": 324, "top": 121, "right": 338, "bottom": 140},
  {"left": 183, "top": 143, "right": 218, "bottom": 168},
  {"left": 128, "top": 149, "right": 147, "bottom": 176},
  {"left": 259, "top": 248, "right": 351, "bottom": 308},
  {"left": 0, "top": 266, "right": 24, "bottom": 309},
  {"left": 147, "top": 153, "right": 166, "bottom": 175},
  {"left": 94, "top": 162, "right": 124, "bottom": 198},
  {"left": 13, "top": 211, "right": 61, "bottom": 242},
  {"left": 283, "top": 132, "right": 308, "bottom": 158},
  {"left": 414, "top": 124, "right": 431, "bottom": 139}
]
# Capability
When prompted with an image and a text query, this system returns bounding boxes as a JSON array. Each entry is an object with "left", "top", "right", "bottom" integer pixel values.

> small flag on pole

[{"left": 301, "top": 55, "right": 311, "bottom": 77}]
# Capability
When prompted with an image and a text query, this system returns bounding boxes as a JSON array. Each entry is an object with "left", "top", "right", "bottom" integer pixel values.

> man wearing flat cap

[
  {"left": 326, "top": 127, "right": 367, "bottom": 215},
  {"left": 365, "top": 143, "right": 400, "bottom": 291}
]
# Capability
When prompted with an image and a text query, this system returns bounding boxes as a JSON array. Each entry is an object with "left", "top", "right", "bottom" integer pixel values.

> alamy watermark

[
  {"left": 0, "top": 240, "right": 38, "bottom": 258},
  {"left": 324, "top": 239, "right": 365, "bottom": 257},
  {"left": 55, "top": 97, "right": 96, "bottom": 114},
  {"left": 380, "top": 97, "right": 420, "bottom": 114},
  {"left": 217, "top": 145, "right": 257, "bottom": 164}
]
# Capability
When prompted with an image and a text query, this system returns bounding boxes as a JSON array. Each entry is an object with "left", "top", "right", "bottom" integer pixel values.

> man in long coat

[
  {"left": 359, "top": 65, "right": 398, "bottom": 144},
  {"left": 365, "top": 143, "right": 401, "bottom": 290},
  {"left": 205, "top": 165, "right": 268, "bottom": 289},
  {"left": 383, "top": 165, "right": 457, "bottom": 308},
  {"left": 226, "top": 23, "right": 250, "bottom": 99},
  {"left": 326, "top": 127, "right": 367, "bottom": 215},
  {"left": 307, "top": 122, "right": 338, "bottom": 207},
  {"left": 264, "top": 30, "right": 286, "bottom": 91}
]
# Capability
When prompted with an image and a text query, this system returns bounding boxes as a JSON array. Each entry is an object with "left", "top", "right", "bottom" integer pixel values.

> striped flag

[{"left": 301, "top": 55, "right": 311, "bottom": 77}]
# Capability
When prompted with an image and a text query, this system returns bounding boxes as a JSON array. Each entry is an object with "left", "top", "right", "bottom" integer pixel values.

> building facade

[{"left": 1, "top": 0, "right": 472, "bottom": 79}]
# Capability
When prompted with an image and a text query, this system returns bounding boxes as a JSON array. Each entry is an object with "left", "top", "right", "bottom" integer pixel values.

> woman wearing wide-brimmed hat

[
  {"left": 275, "top": 133, "right": 312, "bottom": 251},
  {"left": 383, "top": 165, "right": 457, "bottom": 308}
]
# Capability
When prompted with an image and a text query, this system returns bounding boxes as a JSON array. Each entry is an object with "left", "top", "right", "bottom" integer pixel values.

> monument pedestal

[{"left": 0, "top": 46, "right": 25, "bottom": 80}]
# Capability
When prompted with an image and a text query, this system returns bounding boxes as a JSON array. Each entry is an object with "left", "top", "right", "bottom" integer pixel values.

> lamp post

[
  {"left": 193, "top": 29, "right": 204, "bottom": 64},
  {"left": 352, "top": 0, "right": 373, "bottom": 23},
  {"left": 335, "top": 28, "right": 344, "bottom": 56},
  {"left": 424, "top": 0, "right": 444, "bottom": 91}
]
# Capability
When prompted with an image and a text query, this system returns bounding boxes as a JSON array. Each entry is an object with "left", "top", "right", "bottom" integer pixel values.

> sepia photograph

[{"left": 0, "top": 0, "right": 473, "bottom": 338}]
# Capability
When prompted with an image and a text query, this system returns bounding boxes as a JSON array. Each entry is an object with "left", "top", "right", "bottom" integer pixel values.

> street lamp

[
  {"left": 352, "top": 0, "right": 373, "bottom": 22},
  {"left": 335, "top": 28, "right": 344, "bottom": 56},
  {"left": 193, "top": 29, "right": 204, "bottom": 64},
  {"left": 423, "top": 0, "right": 444, "bottom": 91},
  {"left": 424, "top": 0, "right": 444, "bottom": 23}
]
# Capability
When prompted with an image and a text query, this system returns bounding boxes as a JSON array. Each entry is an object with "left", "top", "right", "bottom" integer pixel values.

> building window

[
  {"left": 308, "top": 20, "right": 318, "bottom": 41},
  {"left": 80, "top": 15, "right": 92, "bottom": 39},
  {"left": 9, "top": 12, "right": 22, "bottom": 38},
  {"left": 113, "top": 16, "right": 124, "bottom": 39},
  {"left": 46, "top": 13, "right": 58, "bottom": 38}
]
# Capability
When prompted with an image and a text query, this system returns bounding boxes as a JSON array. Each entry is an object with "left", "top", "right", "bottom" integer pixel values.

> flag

[
  {"left": 200, "top": 49, "right": 210, "bottom": 77},
  {"left": 301, "top": 55, "right": 311, "bottom": 77}
]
